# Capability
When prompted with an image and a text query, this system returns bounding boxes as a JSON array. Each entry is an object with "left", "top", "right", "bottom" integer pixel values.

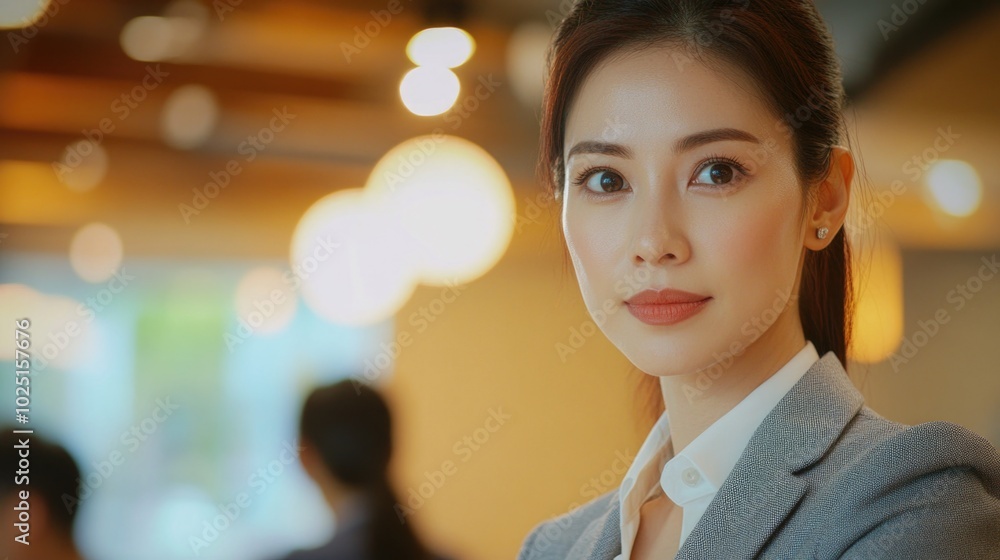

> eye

[
  {"left": 573, "top": 167, "right": 628, "bottom": 194},
  {"left": 692, "top": 156, "right": 748, "bottom": 187},
  {"left": 695, "top": 163, "right": 736, "bottom": 185}
]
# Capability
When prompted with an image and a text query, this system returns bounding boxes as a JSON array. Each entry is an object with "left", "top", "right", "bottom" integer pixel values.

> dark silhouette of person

[
  {"left": 0, "top": 429, "right": 87, "bottom": 560},
  {"left": 276, "top": 380, "right": 454, "bottom": 560}
]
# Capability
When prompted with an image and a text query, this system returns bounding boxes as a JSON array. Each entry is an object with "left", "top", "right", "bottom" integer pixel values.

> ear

[{"left": 804, "top": 145, "right": 854, "bottom": 251}]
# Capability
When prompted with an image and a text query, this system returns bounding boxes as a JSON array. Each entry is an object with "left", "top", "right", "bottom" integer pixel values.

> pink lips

[{"left": 624, "top": 288, "right": 711, "bottom": 326}]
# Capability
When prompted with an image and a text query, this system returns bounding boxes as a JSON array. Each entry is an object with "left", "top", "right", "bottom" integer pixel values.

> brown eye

[
  {"left": 584, "top": 169, "right": 626, "bottom": 193},
  {"left": 696, "top": 162, "right": 735, "bottom": 185}
]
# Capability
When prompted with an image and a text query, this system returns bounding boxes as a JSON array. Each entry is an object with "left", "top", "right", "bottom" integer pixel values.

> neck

[
  {"left": 322, "top": 483, "right": 369, "bottom": 524},
  {"left": 659, "top": 309, "right": 806, "bottom": 454}
]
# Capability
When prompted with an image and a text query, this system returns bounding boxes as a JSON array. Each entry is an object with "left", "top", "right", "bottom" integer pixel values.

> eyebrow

[{"left": 566, "top": 127, "right": 761, "bottom": 161}]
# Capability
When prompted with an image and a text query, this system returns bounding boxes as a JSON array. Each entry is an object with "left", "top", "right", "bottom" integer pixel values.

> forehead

[{"left": 564, "top": 45, "right": 777, "bottom": 157}]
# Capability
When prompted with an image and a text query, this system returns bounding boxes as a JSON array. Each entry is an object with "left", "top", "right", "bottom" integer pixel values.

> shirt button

[{"left": 681, "top": 467, "right": 701, "bottom": 487}]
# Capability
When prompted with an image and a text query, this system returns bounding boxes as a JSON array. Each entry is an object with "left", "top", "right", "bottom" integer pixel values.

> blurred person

[
  {"left": 517, "top": 0, "right": 1000, "bottom": 558},
  {"left": 275, "top": 380, "right": 453, "bottom": 560},
  {"left": 0, "top": 429, "right": 87, "bottom": 560}
]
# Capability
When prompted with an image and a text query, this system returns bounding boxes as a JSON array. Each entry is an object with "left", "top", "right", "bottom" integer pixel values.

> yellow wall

[{"left": 385, "top": 210, "right": 652, "bottom": 560}]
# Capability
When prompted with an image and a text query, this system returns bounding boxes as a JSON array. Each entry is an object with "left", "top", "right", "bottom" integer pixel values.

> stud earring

[{"left": 817, "top": 227, "right": 829, "bottom": 240}]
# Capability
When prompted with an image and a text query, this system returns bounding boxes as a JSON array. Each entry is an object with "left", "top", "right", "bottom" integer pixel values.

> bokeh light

[
  {"left": 70, "top": 223, "right": 124, "bottom": 283},
  {"left": 406, "top": 27, "right": 476, "bottom": 68},
  {"left": 506, "top": 21, "right": 551, "bottom": 108},
  {"left": 56, "top": 140, "right": 109, "bottom": 192},
  {"left": 290, "top": 188, "right": 418, "bottom": 326},
  {"left": 925, "top": 159, "right": 983, "bottom": 217},
  {"left": 850, "top": 231, "right": 904, "bottom": 364},
  {"left": 161, "top": 84, "right": 219, "bottom": 150},
  {"left": 119, "top": 7, "right": 207, "bottom": 63},
  {"left": 234, "top": 266, "right": 296, "bottom": 335},
  {"left": 366, "top": 135, "right": 516, "bottom": 285},
  {"left": 0, "top": 284, "right": 89, "bottom": 370},
  {"left": 399, "top": 66, "right": 461, "bottom": 116},
  {"left": 0, "top": 0, "right": 52, "bottom": 29}
]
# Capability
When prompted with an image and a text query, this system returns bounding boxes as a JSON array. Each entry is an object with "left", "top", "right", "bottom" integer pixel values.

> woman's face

[{"left": 562, "top": 45, "right": 811, "bottom": 377}]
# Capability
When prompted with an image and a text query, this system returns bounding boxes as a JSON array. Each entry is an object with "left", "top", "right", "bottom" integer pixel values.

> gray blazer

[{"left": 517, "top": 352, "right": 1000, "bottom": 559}]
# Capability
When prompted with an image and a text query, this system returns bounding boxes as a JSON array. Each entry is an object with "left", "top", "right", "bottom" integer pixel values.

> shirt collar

[{"left": 660, "top": 340, "right": 820, "bottom": 506}]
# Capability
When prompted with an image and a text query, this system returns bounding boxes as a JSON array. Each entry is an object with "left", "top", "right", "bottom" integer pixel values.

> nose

[{"left": 631, "top": 205, "right": 690, "bottom": 266}]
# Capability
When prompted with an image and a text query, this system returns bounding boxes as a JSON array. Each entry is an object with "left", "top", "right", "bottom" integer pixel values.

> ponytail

[{"left": 800, "top": 226, "right": 854, "bottom": 368}]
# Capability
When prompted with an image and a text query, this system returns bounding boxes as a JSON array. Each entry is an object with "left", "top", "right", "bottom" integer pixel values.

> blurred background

[{"left": 0, "top": 0, "right": 998, "bottom": 558}]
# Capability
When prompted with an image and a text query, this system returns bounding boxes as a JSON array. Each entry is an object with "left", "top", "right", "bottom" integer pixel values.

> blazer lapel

[
  {"left": 674, "top": 351, "right": 865, "bottom": 559},
  {"left": 583, "top": 501, "right": 623, "bottom": 560}
]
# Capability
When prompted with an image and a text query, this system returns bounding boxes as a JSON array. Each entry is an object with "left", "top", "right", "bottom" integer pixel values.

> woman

[
  {"left": 517, "top": 0, "right": 1000, "bottom": 559},
  {"left": 280, "top": 380, "right": 448, "bottom": 560}
]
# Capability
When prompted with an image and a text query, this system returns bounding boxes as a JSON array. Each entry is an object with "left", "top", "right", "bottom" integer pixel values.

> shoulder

[
  {"left": 517, "top": 489, "right": 618, "bottom": 560},
  {"left": 832, "top": 406, "right": 1000, "bottom": 488},
  {"left": 814, "top": 408, "right": 1000, "bottom": 558}
]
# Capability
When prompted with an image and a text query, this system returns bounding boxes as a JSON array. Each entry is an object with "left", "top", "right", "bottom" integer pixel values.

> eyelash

[{"left": 570, "top": 153, "right": 751, "bottom": 196}]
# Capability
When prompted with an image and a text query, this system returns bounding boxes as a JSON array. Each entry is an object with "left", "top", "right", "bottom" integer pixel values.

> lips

[
  {"left": 624, "top": 288, "right": 711, "bottom": 326},
  {"left": 625, "top": 288, "right": 711, "bottom": 305}
]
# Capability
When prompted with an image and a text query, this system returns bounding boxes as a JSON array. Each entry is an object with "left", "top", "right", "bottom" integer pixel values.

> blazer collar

[{"left": 585, "top": 351, "right": 865, "bottom": 560}]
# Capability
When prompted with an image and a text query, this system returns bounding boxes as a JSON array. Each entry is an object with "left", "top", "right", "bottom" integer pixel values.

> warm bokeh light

[
  {"left": 0, "top": 284, "right": 89, "bottom": 370},
  {"left": 366, "top": 135, "right": 516, "bottom": 285},
  {"left": 506, "top": 21, "right": 551, "bottom": 108},
  {"left": 850, "top": 231, "right": 904, "bottom": 364},
  {"left": 399, "top": 66, "right": 461, "bottom": 116},
  {"left": 234, "top": 266, "right": 296, "bottom": 334},
  {"left": 119, "top": 9, "right": 206, "bottom": 62},
  {"left": 406, "top": 27, "right": 476, "bottom": 68},
  {"left": 120, "top": 16, "right": 175, "bottom": 61},
  {"left": 925, "top": 159, "right": 983, "bottom": 217},
  {"left": 56, "top": 140, "right": 109, "bottom": 192},
  {"left": 160, "top": 84, "right": 219, "bottom": 150},
  {"left": 291, "top": 188, "right": 418, "bottom": 326},
  {"left": 70, "top": 222, "right": 124, "bottom": 283},
  {"left": 0, "top": 0, "right": 51, "bottom": 29}
]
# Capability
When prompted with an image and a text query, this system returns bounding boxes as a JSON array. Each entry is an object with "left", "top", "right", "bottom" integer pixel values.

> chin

[
  {"left": 611, "top": 331, "right": 702, "bottom": 377},
  {"left": 608, "top": 313, "right": 734, "bottom": 377}
]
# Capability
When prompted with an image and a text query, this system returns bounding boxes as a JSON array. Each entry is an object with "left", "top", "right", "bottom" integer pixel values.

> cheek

[
  {"left": 563, "top": 206, "right": 624, "bottom": 294},
  {"left": 701, "top": 191, "right": 801, "bottom": 291}
]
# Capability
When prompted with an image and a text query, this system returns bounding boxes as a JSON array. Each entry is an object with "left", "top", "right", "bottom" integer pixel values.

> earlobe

[{"left": 806, "top": 146, "right": 854, "bottom": 251}]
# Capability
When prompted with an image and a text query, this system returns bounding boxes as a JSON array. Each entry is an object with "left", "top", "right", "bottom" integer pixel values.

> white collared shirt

[{"left": 615, "top": 340, "right": 820, "bottom": 559}]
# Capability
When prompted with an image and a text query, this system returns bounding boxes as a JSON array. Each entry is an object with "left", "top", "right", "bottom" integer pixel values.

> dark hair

[
  {"left": 0, "top": 429, "right": 82, "bottom": 535},
  {"left": 540, "top": 0, "right": 863, "bottom": 416},
  {"left": 299, "top": 380, "right": 433, "bottom": 560}
]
